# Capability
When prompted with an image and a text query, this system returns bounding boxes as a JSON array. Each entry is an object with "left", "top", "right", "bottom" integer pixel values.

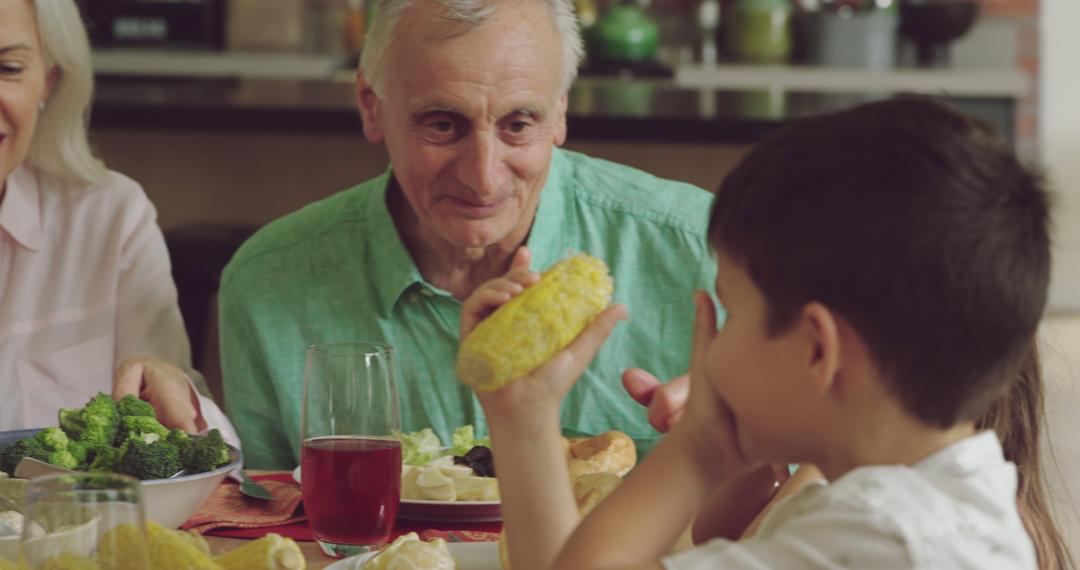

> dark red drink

[{"left": 301, "top": 436, "right": 402, "bottom": 549}]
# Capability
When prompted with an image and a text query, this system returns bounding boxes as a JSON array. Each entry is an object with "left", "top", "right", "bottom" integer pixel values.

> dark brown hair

[
  {"left": 708, "top": 97, "right": 1051, "bottom": 428},
  {"left": 977, "top": 342, "right": 1074, "bottom": 570}
]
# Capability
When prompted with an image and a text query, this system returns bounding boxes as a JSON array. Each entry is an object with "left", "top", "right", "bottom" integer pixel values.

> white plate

[
  {"left": 294, "top": 466, "right": 502, "bottom": 522},
  {"left": 324, "top": 541, "right": 500, "bottom": 570}
]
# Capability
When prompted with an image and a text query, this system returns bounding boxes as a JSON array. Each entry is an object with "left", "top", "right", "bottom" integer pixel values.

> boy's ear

[
  {"left": 356, "top": 70, "right": 385, "bottom": 143},
  {"left": 800, "top": 302, "right": 841, "bottom": 395}
]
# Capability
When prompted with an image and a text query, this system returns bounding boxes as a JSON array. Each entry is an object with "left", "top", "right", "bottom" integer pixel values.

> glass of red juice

[{"left": 300, "top": 342, "right": 401, "bottom": 558}]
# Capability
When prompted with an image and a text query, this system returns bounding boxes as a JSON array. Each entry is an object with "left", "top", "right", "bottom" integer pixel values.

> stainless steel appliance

[{"left": 77, "top": 0, "right": 226, "bottom": 50}]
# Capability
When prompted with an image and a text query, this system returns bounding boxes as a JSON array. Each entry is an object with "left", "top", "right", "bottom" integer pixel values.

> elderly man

[{"left": 218, "top": 0, "right": 717, "bottom": 469}]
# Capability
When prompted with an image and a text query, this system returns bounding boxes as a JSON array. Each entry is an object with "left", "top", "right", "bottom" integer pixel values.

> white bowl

[{"left": 1, "top": 429, "right": 242, "bottom": 531}]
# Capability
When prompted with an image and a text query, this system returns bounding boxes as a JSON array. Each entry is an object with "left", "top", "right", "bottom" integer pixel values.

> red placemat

[{"left": 201, "top": 473, "right": 502, "bottom": 542}]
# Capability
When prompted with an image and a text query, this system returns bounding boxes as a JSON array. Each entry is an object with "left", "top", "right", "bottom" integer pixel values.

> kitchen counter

[{"left": 91, "top": 74, "right": 1017, "bottom": 144}]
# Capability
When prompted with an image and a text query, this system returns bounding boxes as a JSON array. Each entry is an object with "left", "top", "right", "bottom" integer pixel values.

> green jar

[
  {"left": 725, "top": 0, "right": 793, "bottom": 63},
  {"left": 588, "top": 3, "right": 660, "bottom": 62}
]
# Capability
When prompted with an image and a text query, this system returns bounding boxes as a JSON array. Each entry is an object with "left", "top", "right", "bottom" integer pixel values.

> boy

[{"left": 462, "top": 97, "right": 1048, "bottom": 569}]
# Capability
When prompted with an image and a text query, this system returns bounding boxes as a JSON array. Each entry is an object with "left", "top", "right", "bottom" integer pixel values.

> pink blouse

[{"left": 0, "top": 165, "right": 237, "bottom": 445}]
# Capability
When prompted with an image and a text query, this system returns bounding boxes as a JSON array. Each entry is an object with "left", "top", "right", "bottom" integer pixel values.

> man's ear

[
  {"left": 356, "top": 70, "right": 384, "bottom": 143},
  {"left": 553, "top": 94, "right": 568, "bottom": 146},
  {"left": 801, "top": 302, "right": 841, "bottom": 396}
]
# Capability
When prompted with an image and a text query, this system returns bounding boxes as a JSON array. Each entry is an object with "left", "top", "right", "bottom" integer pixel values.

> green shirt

[{"left": 219, "top": 148, "right": 719, "bottom": 469}]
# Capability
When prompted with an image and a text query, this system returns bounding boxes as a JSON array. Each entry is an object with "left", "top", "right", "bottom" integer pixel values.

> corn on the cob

[
  {"left": 146, "top": 521, "right": 222, "bottom": 570},
  {"left": 214, "top": 533, "right": 305, "bottom": 570},
  {"left": 457, "top": 253, "right": 613, "bottom": 391},
  {"left": 38, "top": 553, "right": 100, "bottom": 570},
  {"left": 95, "top": 523, "right": 149, "bottom": 570}
]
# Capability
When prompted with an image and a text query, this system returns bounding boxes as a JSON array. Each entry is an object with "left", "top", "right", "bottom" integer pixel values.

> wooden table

[
  {"left": 205, "top": 535, "right": 339, "bottom": 569},
  {"left": 199, "top": 470, "right": 339, "bottom": 568}
]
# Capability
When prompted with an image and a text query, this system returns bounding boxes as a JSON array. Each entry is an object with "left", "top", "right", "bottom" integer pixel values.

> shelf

[{"left": 674, "top": 63, "right": 1029, "bottom": 98}]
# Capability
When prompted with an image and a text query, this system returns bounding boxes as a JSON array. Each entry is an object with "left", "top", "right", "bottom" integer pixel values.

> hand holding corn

[{"left": 456, "top": 248, "right": 621, "bottom": 392}]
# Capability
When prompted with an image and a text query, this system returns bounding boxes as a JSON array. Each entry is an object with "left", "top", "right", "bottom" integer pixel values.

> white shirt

[
  {"left": 664, "top": 432, "right": 1036, "bottom": 570},
  {"left": 0, "top": 165, "right": 236, "bottom": 446}
]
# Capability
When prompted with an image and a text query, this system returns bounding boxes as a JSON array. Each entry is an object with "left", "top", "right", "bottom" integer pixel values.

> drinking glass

[
  {"left": 300, "top": 342, "right": 401, "bottom": 558},
  {"left": 20, "top": 473, "right": 149, "bottom": 569}
]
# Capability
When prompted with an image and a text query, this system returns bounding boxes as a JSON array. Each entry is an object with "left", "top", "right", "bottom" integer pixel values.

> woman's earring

[{"left": 39, "top": 100, "right": 47, "bottom": 112}]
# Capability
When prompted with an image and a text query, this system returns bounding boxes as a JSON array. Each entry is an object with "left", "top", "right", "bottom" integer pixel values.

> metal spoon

[{"left": 235, "top": 469, "right": 273, "bottom": 501}]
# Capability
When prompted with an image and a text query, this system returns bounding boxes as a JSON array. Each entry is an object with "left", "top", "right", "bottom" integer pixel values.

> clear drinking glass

[
  {"left": 300, "top": 342, "right": 401, "bottom": 558},
  {"left": 20, "top": 473, "right": 149, "bottom": 569}
]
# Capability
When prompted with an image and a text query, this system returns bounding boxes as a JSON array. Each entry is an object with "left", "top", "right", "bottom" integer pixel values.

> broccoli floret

[
  {"left": 166, "top": 429, "right": 190, "bottom": 448},
  {"left": 68, "top": 440, "right": 91, "bottom": 466},
  {"left": 35, "top": 427, "right": 70, "bottom": 451},
  {"left": 26, "top": 428, "right": 80, "bottom": 471},
  {"left": 88, "top": 445, "right": 124, "bottom": 473},
  {"left": 117, "top": 416, "right": 169, "bottom": 445},
  {"left": 59, "top": 393, "right": 119, "bottom": 449},
  {"left": 116, "top": 395, "right": 155, "bottom": 418},
  {"left": 118, "top": 439, "right": 181, "bottom": 480},
  {"left": 44, "top": 449, "right": 79, "bottom": 470},
  {"left": 180, "top": 429, "right": 230, "bottom": 474},
  {"left": 0, "top": 437, "right": 45, "bottom": 475}
]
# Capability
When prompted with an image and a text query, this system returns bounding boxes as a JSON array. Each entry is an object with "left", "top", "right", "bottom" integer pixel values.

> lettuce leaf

[
  {"left": 400, "top": 428, "right": 442, "bottom": 466},
  {"left": 448, "top": 425, "right": 490, "bottom": 458}
]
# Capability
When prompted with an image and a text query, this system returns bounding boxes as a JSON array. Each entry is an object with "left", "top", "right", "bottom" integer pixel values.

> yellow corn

[
  {"left": 96, "top": 524, "right": 149, "bottom": 570},
  {"left": 457, "top": 253, "right": 613, "bottom": 391},
  {"left": 38, "top": 553, "right": 100, "bottom": 570},
  {"left": 214, "top": 533, "right": 305, "bottom": 570},
  {"left": 146, "top": 521, "right": 222, "bottom": 570}
]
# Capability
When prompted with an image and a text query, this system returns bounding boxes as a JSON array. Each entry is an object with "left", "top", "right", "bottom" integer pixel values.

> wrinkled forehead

[{"left": 386, "top": 0, "right": 564, "bottom": 99}]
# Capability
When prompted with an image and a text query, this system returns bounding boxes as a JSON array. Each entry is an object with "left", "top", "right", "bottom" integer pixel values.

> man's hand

[
  {"left": 622, "top": 370, "right": 689, "bottom": 433},
  {"left": 459, "top": 246, "right": 539, "bottom": 339},
  {"left": 113, "top": 357, "right": 204, "bottom": 433}
]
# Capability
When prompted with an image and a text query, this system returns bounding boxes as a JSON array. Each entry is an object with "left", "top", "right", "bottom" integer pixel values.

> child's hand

[
  {"left": 676, "top": 291, "right": 753, "bottom": 478},
  {"left": 459, "top": 248, "right": 627, "bottom": 425},
  {"left": 459, "top": 246, "right": 540, "bottom": 339},
  {"left": 478, "top": 303, "right": 628, "bottom": 427}
]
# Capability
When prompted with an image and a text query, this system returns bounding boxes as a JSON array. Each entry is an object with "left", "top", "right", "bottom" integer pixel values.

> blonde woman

[{"left": 0, "top": 0, "right": 235, "bottom": 443}]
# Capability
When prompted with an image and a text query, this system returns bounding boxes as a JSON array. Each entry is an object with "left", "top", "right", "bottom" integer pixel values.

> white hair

[
  {"left": 27, "top": 0, "right": 107, "bottom": 186},
  {"left": 360, "top": 0, "right": 584, "bottom": 97}
]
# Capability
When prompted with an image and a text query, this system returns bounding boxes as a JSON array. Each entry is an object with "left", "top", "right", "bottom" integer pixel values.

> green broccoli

[
  {"left": 35, "top": 427, "right": 70, "bottom": 451},
  {"left": 0, "top": 437, "right": 45, "bottom": 475},
  {"left": 88, "top": 445, "right": 124, "bottom": 473},
  {"left": 180, "top": 429, "right": 230, "bottom": 474},
  {"left": 58, "top": 393, "right": 119, "bottom": 449},
  {"left": 68, "top": 441, "right": 91, "bottom": 467},
  {"left": 118, "top": 439, "right": 181, "bottom": 480},
  {"left": 166, "top": 428, "right": 190, "bottom": 448},
  {"left": 116, "top": 415, "right": 169, "bottom": 445},
  {"left": 44, "top": 449, "right": 79, "bottom": 470},
  {"left": 26, "top": 428, "right": 88, "bottom": 470},
  {"left": 116, "top": 394, "right": 155, "bottom": 418}
]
